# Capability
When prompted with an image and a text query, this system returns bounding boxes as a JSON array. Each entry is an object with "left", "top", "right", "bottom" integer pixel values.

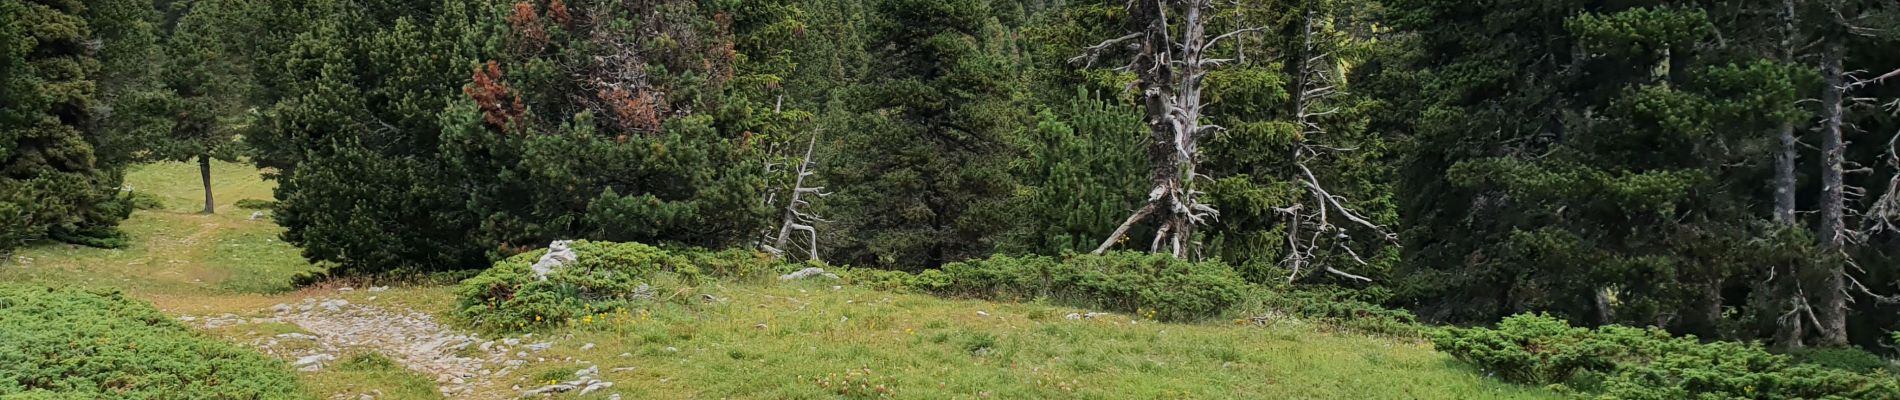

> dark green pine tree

[
  {"left": 0, "top": 0, "right": 128, "bottom": 252},
  {"left": 1003, "top": 89, "right": 1147, "bottom": 256},
  {"left": 82, "top": 0, "right": 165, "bottom": 188},
  {"left": 261, "top": 3, "right": 490, "bottom": 276},
  {"left": 823, "top": 0, "right": 1025, "bottom": 269},
  {"left": 1379, "top": 1, "right": 1798, "bottom": 337},
  {"left": 153, "top": 0, "right": 252, "bottom": 214},
  {"left": 439, "top": 0, "right": 778, "bottom": 258}
]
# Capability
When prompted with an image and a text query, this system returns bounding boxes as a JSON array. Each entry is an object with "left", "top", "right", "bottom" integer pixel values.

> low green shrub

[
  {"left": 1434, "top": 313, "right": 1900, "bottom": 399},
  {"left": 456, "top": 241, "right": 702, "bottom": 332},
  {"left": 0, "top": 285, "right": 301, "bottom": 398},
  {"left": 1239, "top": 286, "right": 1422, "bottom": 337},
  {"left": 233, "top": 199, "right": 277, "bottom": 210},
  {"left": 674, "top": 247, "right": 780, "bottom": 280},
  {"left": 915, "top": 252, "right": 1248, "bottom": 322},
  {"left": 1788, "top": 347, "right": 1896, "bottom": 374},
  {"left": 125, "top": 190, "right": 166, "bottom": 210}
]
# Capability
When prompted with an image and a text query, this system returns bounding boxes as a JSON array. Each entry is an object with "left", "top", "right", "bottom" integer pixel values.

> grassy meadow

[{"left": 0, "top": 161, "right": 1560, "bottom": 399}]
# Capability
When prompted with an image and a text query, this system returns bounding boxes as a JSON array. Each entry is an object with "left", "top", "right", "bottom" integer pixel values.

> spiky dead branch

[
  {"left": 1277, "top": 11, "right": 1392, "bottom": 283},
  {"left": 1083, "top": 0, "right": 1257, "bottom": 258}
]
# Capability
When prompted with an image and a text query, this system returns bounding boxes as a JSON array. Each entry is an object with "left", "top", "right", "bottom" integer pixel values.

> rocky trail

[{"left": 181, "top": 289, "right": 619, "bottom": 399}]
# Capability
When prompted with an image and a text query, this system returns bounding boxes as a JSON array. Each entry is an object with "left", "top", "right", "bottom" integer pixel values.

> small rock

[
  {"left": 516, "top": 351, "right": 527, "bottom": 357},
  {"left": 275, "top": 333, "right": 318, "bottom": 341},
  {"left": 576, "top": 366, "right": 600, "bottom": 378},
  {"left": 976, "top": 311, "right": 990, "bottom": 317},
  {"left": 777, "top": 267, "right": 839, "bottom": 281},
  {"left": 610, "top": 367, "right": 637, "bottom": 373},
  {"left": 579, "top": 381, "right": 613, "bottom": 395},
  {"left": 368, "top": 286, "right": 389, "bottom": 292},
  {"left": 271, "top": 304, "right": 292, "bottom": 314},
  {"left": 450, "top": 378, "right": 465, "bottom": 385},
  {"left": 664, "top": 347, "right": 678, "bottom": 353},
  {"left": 609, "top": 394, "right": 622, "bottom": 400},
  {"left": 338, "top": 287, "right": 353, "bottom": 292},
  {"left": 293, "top": 354, "right": 335, "bottom": 371},
  {"left": 358, "top": 394, "right": 373, "bottom": 400},
  {"left": 579, "top": 343, "right": 595, "bottom": 351},
  {"left": 527, "top": 342, "right": 553, "bottom": 352},
  {"left": 502, "top": 338, "right": 521, "bottom": 346},
  {"left": 249, "top": 211, "right": 264, "bottom": 220},
  {"left": 319, "top": 299, "right": 349, "bottom": 312},
  {"left": 479, "top": 341, "right": 495, "bottom": 351},
  {"left": 618, "top": 353, "right": 632, "bottom": 358}
]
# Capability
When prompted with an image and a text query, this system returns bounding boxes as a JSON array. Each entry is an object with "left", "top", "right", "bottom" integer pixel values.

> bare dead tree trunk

[
  {"left": 1770, "top": 0, "right": 1806, "bottom": 349},
  {"left": 200, "top": 155, "right": 215, "bottom": 214},
  {"left": 1273, "top": 10, "right": 1391, "bottom": 283},
  {"left": 1077, "top": 0, "right": 1244, "bottom": 258},
  {"left": 1775, "top": 122, "right": 1798, "bottom": 224},
  {"left": 1814, "top": 44, "right": 1850, "bottom": 347},
  {"left": 763, "top": 133, "right": 827, "bottom": 262}
]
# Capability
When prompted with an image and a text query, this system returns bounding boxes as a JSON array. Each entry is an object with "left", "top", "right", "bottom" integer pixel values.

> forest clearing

[{"left": 6, "top": 0, "right": 1900, "bottom": 398}]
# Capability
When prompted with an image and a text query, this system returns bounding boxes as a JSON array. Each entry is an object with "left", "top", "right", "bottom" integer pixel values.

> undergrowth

[
  {"left": 0, "top": 285, "right": 302, "bottom": 399},
  {"left": 1434, "top": 314, "right": 1900, "bottom": 399}
]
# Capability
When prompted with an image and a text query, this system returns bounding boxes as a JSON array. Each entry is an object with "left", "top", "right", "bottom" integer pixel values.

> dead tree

[
  {"left": 1075, "top": 0, "right": 1257, "bottom": 258},
  {"left": 760, "top": 131, "right": 827, "bottom": 262},
  {"left": 1275, "top": 11, "right": 1394, "bottom": 283},
  {"left": 1770, "top": 0, "right": 1808, "bottom": 349}
]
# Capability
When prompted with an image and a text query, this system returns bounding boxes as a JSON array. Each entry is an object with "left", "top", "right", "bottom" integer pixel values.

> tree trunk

[
  {"left": 1089, "top": 0, "right": 1220, "bottom": 257},
  {"left": 1814, "top": 45, "right": 1849, "bottom": 347},
  {"left": 1776, "top": 122, "right": 1798, "bottom": 223},
  {"left": 199, "top": 155, "right": 215, "bottom": 214},
  {"left": 1770, "top": 0, "right": 1805, "bottom": 349}
]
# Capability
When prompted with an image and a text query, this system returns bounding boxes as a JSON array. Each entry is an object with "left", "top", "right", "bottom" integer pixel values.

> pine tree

[
  {"left": 152, "top": 0, "right": 252, "bottom": 214},
  {"left": 0, "top": 0, "right": 120, "bottom": 252},
  {"left": 823, "top": 0, "right": 1024, "bottom": 268}
]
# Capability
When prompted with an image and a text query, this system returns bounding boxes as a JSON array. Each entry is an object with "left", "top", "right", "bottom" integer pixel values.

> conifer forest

[{"left": 6, "top": 0, "right": 1900, "bottom": 398}]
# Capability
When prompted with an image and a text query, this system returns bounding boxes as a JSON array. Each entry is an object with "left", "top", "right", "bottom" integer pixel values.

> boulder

[
  {"left": 530, "top": 240, "right": 579, "bottom": 281},
  {"left": 778, "top": 267, "right": 839, "bottom": 281}
]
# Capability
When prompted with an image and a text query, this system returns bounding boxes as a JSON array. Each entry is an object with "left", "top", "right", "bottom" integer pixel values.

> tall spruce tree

[
  {"left": 1, "top": 0, "right": 129, "bottom": 253},
  {"left": 823, "top": 0, "right": 1023, "bottom": 268},
  {"left": 1378, "top": 1, "right": 1801, "bottom": 337}
]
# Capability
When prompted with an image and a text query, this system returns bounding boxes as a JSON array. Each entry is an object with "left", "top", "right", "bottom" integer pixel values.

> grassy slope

[
  {"left": 0, "top": 162, "right": 1560, "bottom": 399},
  {"left": 0, "top": 161, "right": 437, "bottom": 399},
  {"left": 462, "top": 281, "right": 1559, "bottom": 399}
]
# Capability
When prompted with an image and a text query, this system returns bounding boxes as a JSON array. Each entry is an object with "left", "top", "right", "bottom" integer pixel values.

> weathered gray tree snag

[
  {"left": 1077, "top": 0, "right": 1251, "bottom": 258},
  {"left": 1275, "top": 10, "right": 1392, "bottom": 284},
  {"left": 761, "top": 132, "right": 827, "bottom": 262},
  {"left": 1770, "top": 0, "right": 1805, "bottom": 350},
  {"left": 1815, "top": 44, "right": 1849, "bottom": 347}
]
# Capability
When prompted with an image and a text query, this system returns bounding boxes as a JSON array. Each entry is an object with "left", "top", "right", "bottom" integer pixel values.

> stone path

[{"left": 183, "top": 293, "right": 528, "bottom": 398}]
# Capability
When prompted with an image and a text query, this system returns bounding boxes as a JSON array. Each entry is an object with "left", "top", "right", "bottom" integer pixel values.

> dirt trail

[{"left": 185, "top": 296, "right": 539, "bottom": 399}]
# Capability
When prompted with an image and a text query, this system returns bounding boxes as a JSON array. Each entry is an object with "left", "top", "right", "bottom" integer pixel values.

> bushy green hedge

[
  {"left": 845, "top": 252, "right": 1248, "bottom": 322},
  {"left": 1239, "top": 286, "right": 1422, "bottom": 337},
  {"left": 1434, "top": 314, "right": 1900, "bottom": 399},
  {"left": 0, "top": 285, "right": 301, "bottom": 399},
  {"left": 456, "top": 241, "right": 713, "bottom": 332}
]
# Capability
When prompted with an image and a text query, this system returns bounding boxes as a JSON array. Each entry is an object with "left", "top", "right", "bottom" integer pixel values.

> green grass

[
  {"left": 0, "top": 161, "right": 315, "bottom": 296},
  {"left": 492, "top": 280, "right": 1560, "bottom": 399},
  {"left": 1, "top": 160, "right": 1564, "bottom": 399},
  {"left": 299, "top": 353, "right": 444, "bottom": 400}
]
